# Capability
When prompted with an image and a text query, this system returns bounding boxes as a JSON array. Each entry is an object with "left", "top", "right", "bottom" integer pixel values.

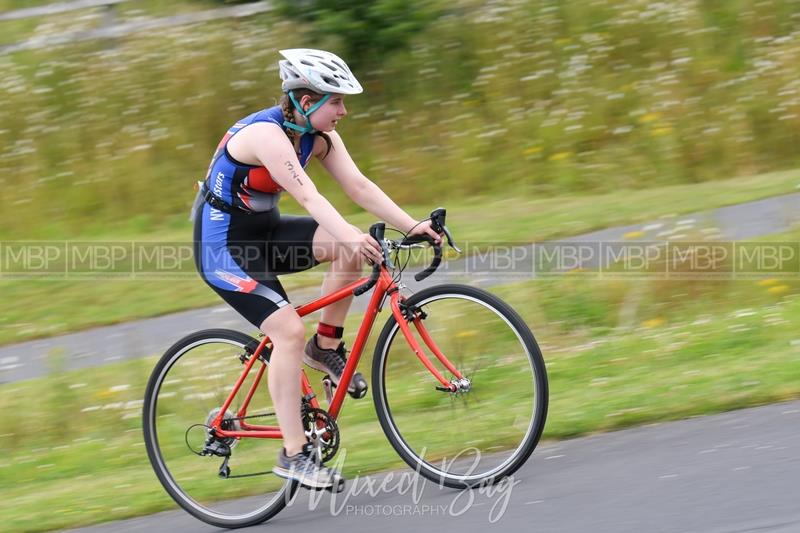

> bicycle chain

[{"left": 227, "top": 411, "right": 275, "bottom": 422}]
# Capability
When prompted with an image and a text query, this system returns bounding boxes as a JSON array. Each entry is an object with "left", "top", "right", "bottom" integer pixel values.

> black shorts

[{"left": 193, "top": 202, "right": 320, "bottom": 328}]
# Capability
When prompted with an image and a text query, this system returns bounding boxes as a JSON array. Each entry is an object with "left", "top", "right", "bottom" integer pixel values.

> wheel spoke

[
  {"left": 373, "top": 285, "right": 548, "bottom": 488},
  {"left": 143, "top": 330, "right": 295, "bottom": 528}
]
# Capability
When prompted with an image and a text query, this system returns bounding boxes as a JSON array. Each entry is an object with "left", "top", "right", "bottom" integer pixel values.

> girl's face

[{"left": 305, "top": 94, "right": 347, "bottom": 132}]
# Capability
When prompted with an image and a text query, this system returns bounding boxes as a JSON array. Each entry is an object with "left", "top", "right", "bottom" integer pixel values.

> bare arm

[
  {"left": 232, "top": 122, "right": 359, "bottom": 244},
  {"left": 319, "top": 131, "right": 418, "bottom": 233}
]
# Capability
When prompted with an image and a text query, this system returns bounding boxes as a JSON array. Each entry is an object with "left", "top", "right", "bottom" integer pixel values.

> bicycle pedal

[
  {"left": 349, "top": 372, "right": 368, "bottom": 399},
  {"left": 322, "top": 373, "right": 368, "bottom": 400}
]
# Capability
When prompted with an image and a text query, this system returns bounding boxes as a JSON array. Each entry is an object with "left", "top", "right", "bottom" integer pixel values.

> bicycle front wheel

[
  {"left": 142, "top": 329, "right": 297, "bottom": 529},
  {"left": 372, "top": 284, "right": 548, "bottom": 488}
]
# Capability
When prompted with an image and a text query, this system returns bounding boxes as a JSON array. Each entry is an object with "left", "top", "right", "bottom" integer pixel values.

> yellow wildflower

[
  {"left": 767, "top": 285, "right": 790, "bottom": 296},
  {"left": 523, "top": 146, "right": 542, "bottom": 156},
  {"left": 549, "top": 151, "right": 573, "bottom": 161},
  {"left": 642, "top": 318, "right": 665, "bottom": 328}
]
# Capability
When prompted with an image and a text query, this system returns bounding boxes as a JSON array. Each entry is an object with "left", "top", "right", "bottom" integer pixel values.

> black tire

[
  {"left": 142, "top": 329, "right": 297, "bottom": 528},
  {"left": 372, "top": 284, "right": 548, "bottom": 488}
]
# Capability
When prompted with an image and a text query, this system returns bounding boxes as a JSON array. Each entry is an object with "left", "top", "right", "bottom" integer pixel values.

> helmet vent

[
  {"left": 320, "top": 61, "right": 337, "bottom": 72},
  {"left": 279, "top": 49, "right": 363, "bottom": 94}
]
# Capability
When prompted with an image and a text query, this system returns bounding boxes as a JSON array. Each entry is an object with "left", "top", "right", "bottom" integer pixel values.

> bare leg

[
  {"left": 311, "top": 225, "right": 363, "bottom": 349},
  {"left": 261, "top": 305, "right": 308, "bottom": 456},
  {"left": 260, "top": 223, "right": 364, "bottom": 455}
]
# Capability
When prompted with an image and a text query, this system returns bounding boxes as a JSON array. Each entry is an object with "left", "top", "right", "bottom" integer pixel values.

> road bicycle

[{"left": 143, "top": 209, "right": 548, "bottom": 528}]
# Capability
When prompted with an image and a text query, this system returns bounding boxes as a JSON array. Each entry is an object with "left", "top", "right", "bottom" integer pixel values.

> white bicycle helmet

[{"left": 279, "top": 48, "right": 363, "bottom": 95}]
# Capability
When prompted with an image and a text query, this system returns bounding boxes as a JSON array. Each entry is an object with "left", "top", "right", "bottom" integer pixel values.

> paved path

[
  {"left": 1, "top": 1, "right": 274, "bottom": 54},
  {"left": 64, "top": 400, "right": 800, "bottom": 533},
  {"left": 1, "top": 192, "right": 799, "bottom": 383}
]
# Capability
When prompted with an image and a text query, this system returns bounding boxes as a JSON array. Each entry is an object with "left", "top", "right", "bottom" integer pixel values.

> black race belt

[{"left": 200, "top": 183, "right": 254, "bottom": 215}]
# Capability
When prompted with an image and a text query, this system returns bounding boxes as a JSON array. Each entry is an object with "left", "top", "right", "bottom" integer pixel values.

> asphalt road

[
  {"left": 1, "top": 1, "right": 274, "bottom": 54},
  {"left": 2, "top": 192, "right": 799, "bottom": 383},
  {"left": 64, "top": 399, "right": 800, "bottom": 533}
]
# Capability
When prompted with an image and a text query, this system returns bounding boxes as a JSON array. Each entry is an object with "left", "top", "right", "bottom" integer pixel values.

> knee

[
  {"left": 338, "top": 250, "right": 362, "bottom": 271},
  {"left": 338, "top": 225, "right": 364, "bottom": 268},
  {"left": 261, "top": 313, "right": 306, "bottom": 351}
]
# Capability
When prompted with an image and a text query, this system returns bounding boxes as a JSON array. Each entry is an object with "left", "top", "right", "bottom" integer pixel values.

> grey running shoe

[
  {"left": 272, "top": 442, "right": 344, "bottom": 491},
  {"left": 304, "top": 334, "right": 368, "bottom": 396}
]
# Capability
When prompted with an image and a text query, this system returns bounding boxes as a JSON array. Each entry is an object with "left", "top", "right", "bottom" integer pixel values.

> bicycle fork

[{"left": 390, "top": 292, "right": 467, "bottom": 393}]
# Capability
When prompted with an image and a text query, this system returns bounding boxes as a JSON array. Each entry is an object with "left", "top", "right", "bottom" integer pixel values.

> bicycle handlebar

[
  {"left": 353, "top": 208, "right": 459, "bottom": 296},
  {"left": 400, "top": 234, "right": 442, "bottom": 282}
]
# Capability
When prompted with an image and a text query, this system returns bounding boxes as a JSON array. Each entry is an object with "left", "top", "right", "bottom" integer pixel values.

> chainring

[{"left": 301, "top": 406, "right": 340, "bottom": 464}]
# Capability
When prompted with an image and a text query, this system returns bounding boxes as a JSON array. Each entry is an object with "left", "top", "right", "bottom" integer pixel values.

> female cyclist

[{"left": 192, "top": 48, "right": 442, "bottom": 490}]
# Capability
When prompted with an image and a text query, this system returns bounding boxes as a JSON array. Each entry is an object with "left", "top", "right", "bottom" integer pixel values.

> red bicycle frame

[{"left": 211, "top": 265, "right": 465, "bottom": 440}]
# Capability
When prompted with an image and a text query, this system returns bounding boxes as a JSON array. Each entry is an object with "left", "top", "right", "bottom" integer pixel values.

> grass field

[
  {"left": 1, "top": 169, "right": 798, "bottom": 347},
  {"left": 1, "top": 249, "right": 799, "bottom": 531},
  {"left": 2, "top": 1, "right": 800, "bottom": 238},
  {"left": 2, "top": 1, "right": 800, "bottom": 530}
]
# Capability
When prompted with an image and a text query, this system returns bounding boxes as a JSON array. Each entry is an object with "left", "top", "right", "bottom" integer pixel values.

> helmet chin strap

[{"left": 283, "top": 91, "right": 330, "bottom": 134}]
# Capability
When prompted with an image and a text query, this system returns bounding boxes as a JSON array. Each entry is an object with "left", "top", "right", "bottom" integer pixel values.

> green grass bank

[
  {"left": 1, "top": 258, "right": 799, "bottom": 531},
  {"left": 0, "top": 170, "right": 798, "bottom": 346},
  {"left": 1, "top": 0, "right": 800, "bottom": 239}
]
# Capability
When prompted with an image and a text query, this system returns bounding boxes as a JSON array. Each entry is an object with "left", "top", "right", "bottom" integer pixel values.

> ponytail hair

[{"left": 279, "top": 90, "right": 333, "bottom": 158}]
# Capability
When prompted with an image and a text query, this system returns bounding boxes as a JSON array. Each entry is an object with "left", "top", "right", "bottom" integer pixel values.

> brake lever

[
  {"left": 442, "top": 225, "right": 462, "bottom": 254},
  {"left": 429, "top": 208, "right": 462, "bottom": 254}
]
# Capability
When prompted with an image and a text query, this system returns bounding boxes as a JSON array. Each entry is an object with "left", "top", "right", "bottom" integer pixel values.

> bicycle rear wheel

[
  {"left": 372, "top": 284, "right": 548, "bottom": 488},
  {"left": 142, "top": 329, "right": 297, "bottom": 528}
]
